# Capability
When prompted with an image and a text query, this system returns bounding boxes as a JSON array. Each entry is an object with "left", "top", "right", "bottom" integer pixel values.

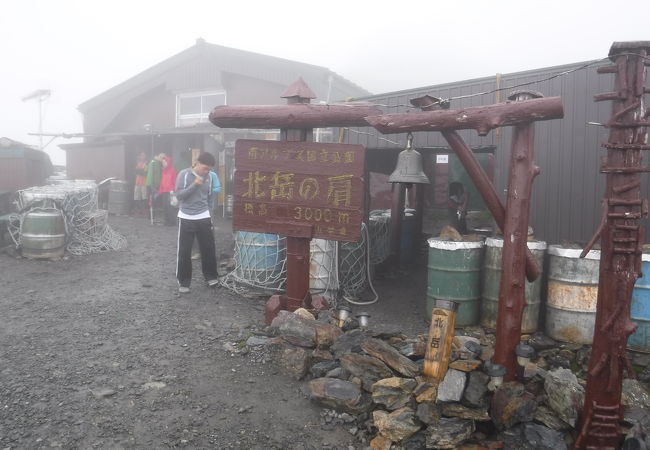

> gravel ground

[{"left": 0, "top": 215, "right": 365, "bottom": 450}]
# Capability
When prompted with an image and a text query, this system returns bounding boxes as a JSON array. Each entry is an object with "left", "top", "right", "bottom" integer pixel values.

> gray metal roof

[{"left": 79, "top": 39, "right": 371, "bottom": 112}]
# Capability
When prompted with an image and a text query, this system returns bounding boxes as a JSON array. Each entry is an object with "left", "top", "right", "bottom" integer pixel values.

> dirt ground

[{"left": 0, "top": 214, "right": 431, "bottom": 450}]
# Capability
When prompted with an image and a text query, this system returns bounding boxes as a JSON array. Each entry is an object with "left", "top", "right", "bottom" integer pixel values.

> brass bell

[{"left": 388, "top": 133, "right": 430, "bottom": 185}]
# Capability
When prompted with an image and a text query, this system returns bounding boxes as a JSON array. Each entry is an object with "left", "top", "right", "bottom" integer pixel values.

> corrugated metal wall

[{"left": 339, "top": 59, "right": 649, "bottom": 245}]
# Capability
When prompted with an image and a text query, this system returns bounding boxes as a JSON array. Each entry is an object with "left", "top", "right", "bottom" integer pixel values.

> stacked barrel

[{"left": 424, "top": 238, "right": 650, "bottom": 352}]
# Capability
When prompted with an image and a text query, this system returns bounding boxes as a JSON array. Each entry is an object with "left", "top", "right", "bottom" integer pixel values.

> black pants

[{"left": 176, "top": 217, "right": 218, "bottom": 288}]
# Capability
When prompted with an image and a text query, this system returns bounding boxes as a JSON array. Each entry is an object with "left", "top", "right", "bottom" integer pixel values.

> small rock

[
  {"left": 397, "top": 335, "right": 427, "bottom": 359},
  {"left": 371, "top": 377, "right": 417, "bottom": 410},
  {"left": 308, "top": 378, "right": 372, "bottom": 414},
  {"left": 369, "top": 434, "right": 392, "bottom": 450},
  {"left": 315, "top": 323, "right": 343, "bottom": 349},
  {"left": 462, "top": 371, "right": 489, "bottom": 409},
  {"left": 491, "top": 382, "right": 537, "bottom": 430},
  {"left": 415, "top": 384, "right": 438, "bottom": 403},
  {"left": 416, "top": 401, "right": 441, "bottom": 425},
  {"left": 294, "top": 308, "right": 315, "bottom": 320},
  {"left": 425, "top": 417, "right": 475, "bottom": 449},
  {"left": 437, "top": 369, "right": 467, "bottom": 402},
  {"left": 524, "top": 423, "right": 568, "bottom": 450},
  {"left": 90, "top": 388, "right": 116, "bottom": 399},
  {"left": 373, "top": 407, "right": 421, "bottom": 442},
  {"left": 439, "top": 225, "right": 463, "bottom": 241},
  {"left": 331, "top": 329, "right": 368, "bottom": 358},
  {"left": 453, "top": 336, "right": 482, "bottom": 360},
  {"left": 543, "top": 368, "right": 584, "bottom": 427},
  {"left": 528, "top": 332, "right": 558, "bottom": 351},
  {"left": 534, "top": 405, "right": 571, "bottom": 431},
  {"left": 311, "top": 360, "right": 340, "bottom": 378},
  {"left": 269, "top": 339, "right": 311, "bottom": 380},
  {"left": 246, "top": 336, "right": 271, "bottom": 346},
  {"left": 449, "top": 359, "right": 482, "bottom": 372},
  {"left": 441, "top": 403, "right": 490, "bottom": 421},
  {"left": 311, "top": 348, "right": 334, "bottom": 363},
  {"left": 325, "top": 367, "right": 343, "bottom": 378},
  {"left": 361, "top": 338, "right": 420, "bottom": 377},
  {"left": 340, "top": 353, "right": 393, "bottom": 392},
  {"left": 623, "top": 378, "right": 650, "bottom": 410}
]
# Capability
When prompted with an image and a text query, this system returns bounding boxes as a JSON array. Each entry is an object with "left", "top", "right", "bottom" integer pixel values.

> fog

[{"left": 1, "top": 0, "right": 647, "bottom": 165}]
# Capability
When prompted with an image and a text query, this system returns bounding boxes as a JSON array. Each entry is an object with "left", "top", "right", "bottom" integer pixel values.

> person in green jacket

[
  {"left": 145, "top": 153, "right": 164, "bottom": 195},
  {"left": 145, "top": 153, "right": 164, "bottom": 222}
]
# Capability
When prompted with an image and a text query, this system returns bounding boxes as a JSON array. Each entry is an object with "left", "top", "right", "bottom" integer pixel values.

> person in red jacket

[{"left": 159, "top": 155, "right": 178, "bottom": 226}]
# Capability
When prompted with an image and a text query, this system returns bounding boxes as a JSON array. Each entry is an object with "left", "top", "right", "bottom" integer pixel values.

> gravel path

[{"left": 0, "top": 215, "right": 356, "bottom": 449}]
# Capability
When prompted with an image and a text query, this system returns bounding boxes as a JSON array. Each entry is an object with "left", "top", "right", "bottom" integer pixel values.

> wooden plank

[{"left": 233, "top": 140, "right": 365, "bottom": 241}]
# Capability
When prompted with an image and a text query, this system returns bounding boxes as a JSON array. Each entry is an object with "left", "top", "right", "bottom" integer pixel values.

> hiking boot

[{"left": 178, "top": 286, "right": 190, "bottom": 294}]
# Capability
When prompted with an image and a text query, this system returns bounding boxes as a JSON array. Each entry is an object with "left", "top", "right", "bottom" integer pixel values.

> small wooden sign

[{"left": 233, "top": 139, "right": 365, "bottom": 242}]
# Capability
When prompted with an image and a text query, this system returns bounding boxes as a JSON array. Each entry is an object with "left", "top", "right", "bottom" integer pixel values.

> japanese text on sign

[{"left": 233, "top": 140, "right": 365, "bottom": 241}]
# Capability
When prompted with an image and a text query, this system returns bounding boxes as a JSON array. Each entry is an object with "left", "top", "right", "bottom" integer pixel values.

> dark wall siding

[
  {"left": 66, "top": 142, "right": 126, "bottom": 181},
  {"left": 339, "top": 60, "right": 649, "bottom": 245}
]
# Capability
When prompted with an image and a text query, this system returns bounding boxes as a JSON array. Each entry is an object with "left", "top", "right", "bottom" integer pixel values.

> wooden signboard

[{"left": 233, "top": 139, "right": 365, "bottom": 242}]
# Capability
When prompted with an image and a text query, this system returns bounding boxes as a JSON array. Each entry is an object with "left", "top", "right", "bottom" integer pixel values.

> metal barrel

[
  {"left": 480, "top": 238, "right": 547, "bottom": 333},
  {"left": 309, "top": 238, "right": 338, "bottom": 299},
  {"left": 629, "top": 253, "right": 650, "bottom": 353},
  {"left": 108, "top": 180, "right": 130, "bottom": 215},
  {"left": 20, "top": 209, "right": 66, "bottom": 259},
  {"left": 545, "top": 246, "right": 600, "bottom": 344},
  {"left": 426, "top": 238, "right": 484, "bottom": 326},
  {"left": 235, "top": 232, "right": 286, "bottom": 290}
]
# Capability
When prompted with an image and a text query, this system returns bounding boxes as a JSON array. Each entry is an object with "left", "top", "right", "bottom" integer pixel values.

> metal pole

[{"left": 38, "top": 97, "right": 44, "bottom": 150}]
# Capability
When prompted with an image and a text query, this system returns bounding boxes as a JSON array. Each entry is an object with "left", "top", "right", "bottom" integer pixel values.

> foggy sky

[{"left": 1, "top": 0, "right": 647, "bottom": 165}]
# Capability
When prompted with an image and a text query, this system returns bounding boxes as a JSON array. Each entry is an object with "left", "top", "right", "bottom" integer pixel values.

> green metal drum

[
  {"left": 21, "top": 209, "right": 66, "bottom": 259},
  {"left": 426, "top": 238, "right": 484, "bottom": 325},
  {"left": 480, "top": 238, "right": 547, "bottom": 333}
]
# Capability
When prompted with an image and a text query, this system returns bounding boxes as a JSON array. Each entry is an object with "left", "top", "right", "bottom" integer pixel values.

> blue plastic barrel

[
  {"left": 629, "top": 254, "right": 650, "bottom": 353},
  {"left": 235, "top": 232, "right": 286, "bottom": 290}
]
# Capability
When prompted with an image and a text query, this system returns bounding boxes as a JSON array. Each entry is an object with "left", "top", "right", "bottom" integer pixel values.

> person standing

[
  {"left": 145, "top": 153, "right": 163, "bottom": 222},
  {"left": 175, "top": 152, "right": 219, "bottom": 293},
  {"left": 192, "top": 167, "right": 221, "bottom": 259},
  {"left": 159, "top": 155, "right": 177, "bottom": 226},
  {"left": 133, "top": 152, "right": 148, "bottom": 216}
]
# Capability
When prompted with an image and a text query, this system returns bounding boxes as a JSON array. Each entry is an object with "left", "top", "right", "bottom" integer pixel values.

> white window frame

[{"left": 175, "top": 90, "right": 227, "bottom": 127}]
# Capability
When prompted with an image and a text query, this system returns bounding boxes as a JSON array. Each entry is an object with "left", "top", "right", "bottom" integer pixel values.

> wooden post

[
  {"left": 492, "top": 90, "right": 542, "bottom": 381},
  {"left": 574, "top": 41, "right": 650, "bottom": 450},
  {"left": 266, "top": 81, "right": 319, "bottom": 322}
]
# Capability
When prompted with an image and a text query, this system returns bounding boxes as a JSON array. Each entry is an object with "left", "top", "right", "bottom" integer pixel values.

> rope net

[
  {"left": 220, "top": 221, "right": 391, "bottom": 303},
  {"left": 8, "top": 180, "right": 127, "bottom": 256}
]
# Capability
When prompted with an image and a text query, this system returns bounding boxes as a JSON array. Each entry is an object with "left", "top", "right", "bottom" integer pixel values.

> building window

[{"left": 176, "top": 91, "right": 226, "bottom": 127}]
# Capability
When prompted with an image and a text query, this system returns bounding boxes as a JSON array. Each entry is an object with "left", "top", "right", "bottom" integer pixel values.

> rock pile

[{"left": 256, "top": 309, "right": 650, "bottom": 449}]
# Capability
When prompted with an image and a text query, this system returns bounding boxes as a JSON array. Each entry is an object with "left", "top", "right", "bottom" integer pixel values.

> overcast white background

[{"left": 1, "top": 0, "right": 647, "bottom": 165}]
